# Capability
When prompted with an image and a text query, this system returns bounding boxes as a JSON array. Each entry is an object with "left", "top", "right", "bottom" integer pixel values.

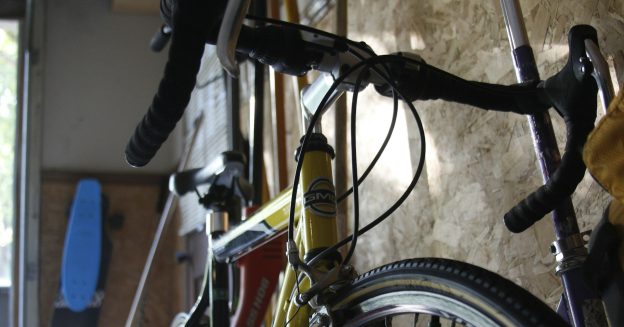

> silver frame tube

[
  {"left": 300, "top": 73, "right": 347, "bottom": 133},
  {"left": 500, "top": 0, "right": 529, "bottom": 49}
]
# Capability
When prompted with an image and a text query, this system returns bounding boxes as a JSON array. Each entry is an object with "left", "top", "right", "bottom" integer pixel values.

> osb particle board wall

[
  {"left": 39, "top": 174, "right": 184, "bottom": 326},
  {"left": 342, "top": 0, "right": 623, "bottom": 307}
]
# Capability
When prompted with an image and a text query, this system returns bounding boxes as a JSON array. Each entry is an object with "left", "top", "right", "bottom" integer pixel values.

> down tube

[
  {"left": 500, "top": 0, "right": 603, "bottom": 326},
  {"left": 211, "top": 187, "right": 301, "bottom": 262},
  {"left": 273, "top": 225, "right": 305, "bottom": 327}
]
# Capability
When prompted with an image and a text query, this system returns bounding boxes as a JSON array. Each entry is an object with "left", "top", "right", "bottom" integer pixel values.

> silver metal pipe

[
  {"left": 208, "top": 211, "right": 230, "bottom": 234},
  {"left": 300, "top": 73, "right": 346, "bottom": 133},
  {"left": 500, "top": 0, "right": 530, "bottom": 50}
]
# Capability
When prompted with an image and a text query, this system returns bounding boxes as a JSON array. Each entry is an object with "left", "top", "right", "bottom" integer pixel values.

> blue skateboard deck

[
  {"left": 61, "top": 179, "right": 102, "bottom": 311},
  {"left": 52, "top": 179, "right": 112, "bottom": 327}
]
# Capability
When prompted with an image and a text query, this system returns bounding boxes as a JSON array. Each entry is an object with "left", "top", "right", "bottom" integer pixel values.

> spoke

[{"left": 413, "top": 313, "right": 419, "bottom": 326}]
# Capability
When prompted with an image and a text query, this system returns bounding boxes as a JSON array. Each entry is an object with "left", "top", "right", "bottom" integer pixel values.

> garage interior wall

[
  {"left": 341, "top": 0, "right": 623, "bottom": 307},
  {"left": 30, "top": 0, "right": 624, "bottom": 325},
  {"left": 37, "top": 0, "right": 184, "bottom": 326},
  {"left": 41, "top": 0, "right": 176, "bottom": 173}
]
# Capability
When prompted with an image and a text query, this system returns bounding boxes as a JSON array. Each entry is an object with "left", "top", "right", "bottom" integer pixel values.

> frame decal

[{"left": 304, "top": 177, "right": 337, "bottom": 217}]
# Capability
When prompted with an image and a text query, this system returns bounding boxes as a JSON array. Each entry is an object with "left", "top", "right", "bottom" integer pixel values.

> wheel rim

[{"left": 338, "top": 291, "right": 503, "bottom": 327}]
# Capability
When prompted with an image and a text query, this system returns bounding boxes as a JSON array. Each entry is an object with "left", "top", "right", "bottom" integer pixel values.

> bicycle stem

[{"left": 300, "top": 73, "right": 350, "bottom": 133}]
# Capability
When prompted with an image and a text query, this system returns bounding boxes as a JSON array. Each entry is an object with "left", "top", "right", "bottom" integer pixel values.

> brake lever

[
  {"left": 585, "top": 39, "right": 615, "bottom": 113},
  {"left": 217, "top": 0, "right": 252, "bottom": 76}
]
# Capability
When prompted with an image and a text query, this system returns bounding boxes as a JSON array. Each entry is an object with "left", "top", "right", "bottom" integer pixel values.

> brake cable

[{"left": 305, "top": 55, "right": 427, "bottom": 268}]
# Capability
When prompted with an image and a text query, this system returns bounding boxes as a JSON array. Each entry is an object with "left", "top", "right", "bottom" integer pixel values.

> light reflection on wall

[{"left": 341, "top": 0, "right": 621, "bottom": 308}]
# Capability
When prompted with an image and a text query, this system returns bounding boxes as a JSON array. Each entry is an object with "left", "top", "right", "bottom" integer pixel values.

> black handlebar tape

[
  {"left": 503, "top": 25, "right": 598, "bottom": 233},
  {"left": 160, "top": 0, "right": 225, "bottom": 43},
  {"left": 125, "top": 0, "right": 221, "bottom": 167},
  {"left": 125, "top": 28, "right": 204, "bottom": 167},
  {"left": 375, "top": 60, "right": 549, "bottom": 115},
  {"left": 503, "top": 125, "right": 589, "bottom": 232},
  {"left": 149, "top": 25, "right": 171, "bottom": 52},
  {"left": 421, "top": 65, "right": 549, "bottom": 114}
]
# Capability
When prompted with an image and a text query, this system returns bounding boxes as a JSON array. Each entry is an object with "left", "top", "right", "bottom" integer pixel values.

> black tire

[{"left": 329, "top": 258, "right": 568, "bottom": 327}]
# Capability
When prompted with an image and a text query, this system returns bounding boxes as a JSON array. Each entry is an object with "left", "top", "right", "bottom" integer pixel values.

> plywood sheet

[{"left": 344, "top": 0, "right": 623, "bottom": 308}]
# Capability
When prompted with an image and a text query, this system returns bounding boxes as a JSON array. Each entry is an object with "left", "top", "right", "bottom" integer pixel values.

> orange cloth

[
  {"left": 583, "top": 87, "right": 624, "bottom": 202},
  {"left": 584, "top": 86, "right": 624, "bottom": 270}
]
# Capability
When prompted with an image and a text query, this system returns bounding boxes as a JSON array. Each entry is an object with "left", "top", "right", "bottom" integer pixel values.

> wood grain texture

[{"left": 345, "top": 0, "right": 623, "bottom": 307}]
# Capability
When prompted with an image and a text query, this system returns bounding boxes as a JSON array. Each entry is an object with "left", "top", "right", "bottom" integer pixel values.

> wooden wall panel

[{"left": 344, "top": 0, "right": 623, "bottom": 307}]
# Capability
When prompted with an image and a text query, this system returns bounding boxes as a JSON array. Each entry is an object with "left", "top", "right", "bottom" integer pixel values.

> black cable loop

[
  {"left": 287, "top": 53, "right": 410, "bottom": 243},
  {"left": 282, "top": 51, "right": 403, "bottom": 309},
  {"left": 284, "top": 305, "right": 302, "bottom": 326},
  {"left": 244, "top": 15, "right": 400, "bottom": 216},
  {"left": 333, "top": 49, "right": 399, "bottom": 204},
  {"left": 342, "top": 65, "right": 369, "bottom": 266},
  {"left": 337, "top": 92, "right": 398, "bottom": 203},
  {"left": 304, "top": 56, "right": 427, "bottom": 268},
  {"left": 286, "top": 55, "right": 394, "bottom": 244}
]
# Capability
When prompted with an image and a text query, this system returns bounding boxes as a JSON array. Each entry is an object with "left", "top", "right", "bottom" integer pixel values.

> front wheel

[{"left": 328, "top": 258, "right": 567, "bottom": 326}]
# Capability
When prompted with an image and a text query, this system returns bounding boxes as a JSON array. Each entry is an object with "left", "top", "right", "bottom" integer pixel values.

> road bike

[{"left": 124, "top": 0, "right": 621, "bottom": 326}]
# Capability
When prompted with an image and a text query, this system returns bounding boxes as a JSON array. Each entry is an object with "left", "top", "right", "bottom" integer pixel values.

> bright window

[{"left": 0, "top": 20, "right": 18, "bottom": 288}]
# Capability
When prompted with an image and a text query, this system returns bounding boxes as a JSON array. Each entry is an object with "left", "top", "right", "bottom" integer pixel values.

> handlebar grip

[
  {"left": 125, "top": 0, "right": 217, "bottom": 167},
  {"left": 150, "top": 25, "right": 172, "bottom": 52},
  {"left": 504, "top": 25, "right": 598, "bottom": 233},
  {"left": 374, "top": 58, "right": 549, "bottom": 115},
  {"left": 125, "top": 31, "right": 205, "bottom": 167},
  {"left": 504, "top": 130, "right": 587, "bottom": 232}
]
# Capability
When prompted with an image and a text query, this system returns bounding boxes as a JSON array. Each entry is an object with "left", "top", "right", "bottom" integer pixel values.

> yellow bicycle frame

[
  {"left": 273, "top": 143, "right": 339, "bottom": 326},
  {"left": 210, "top": 72, "right": 343, "bottom": 326},
  {"left": 210, "top": 139, "right": 338, "bottom": 327}
]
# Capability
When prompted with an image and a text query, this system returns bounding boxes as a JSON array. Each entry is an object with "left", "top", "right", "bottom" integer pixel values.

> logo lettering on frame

[{"left": 304, "top": 178, "right": 337, "bottom": 217}]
